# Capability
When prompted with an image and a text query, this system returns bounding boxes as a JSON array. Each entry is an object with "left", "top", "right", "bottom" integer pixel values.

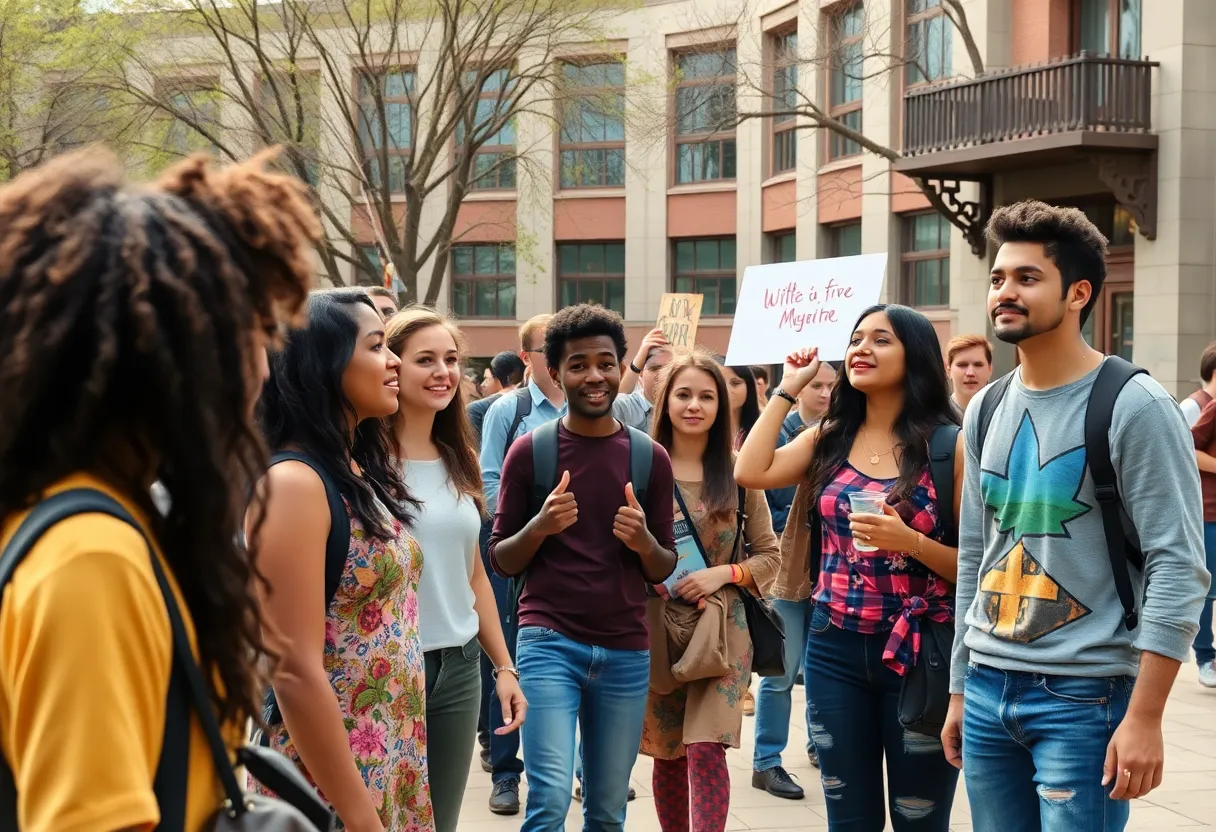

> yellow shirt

[{"left": 0, "top": 474, "right": 226, "bottom": 832}]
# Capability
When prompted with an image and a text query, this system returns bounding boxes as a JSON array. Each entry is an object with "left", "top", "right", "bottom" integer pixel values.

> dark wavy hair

[
  {"left": 0, "top": 148, "right": 320, "bottom": 725},
  {"left": 258, "top": 289, "right": 417, "bottom": 538},
  {"left": 386, "top": 306, "right": 484, "bottom": 515},
  {"left": 543, "top": 303, "right": 628, "bottom": 369},
  {"left": 714, "top": 357, "right": 761, "bottom": 444},
  {"left": 805, "top": 304, "right": 958, "bottom": 503},
  {"left": 652, "top": 351, "right": 738, "bottom": 520}
]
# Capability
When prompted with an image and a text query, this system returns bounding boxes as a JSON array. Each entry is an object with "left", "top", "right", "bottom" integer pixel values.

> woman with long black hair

[
  {"left": 717, "top": 360, "right": 761, "bottom": 450},
  {"left": 736, "top": 304, "right": 963, "bottom": 832},
  {"left": 253, "top": 289, "right": 433, "bottom": 832}
]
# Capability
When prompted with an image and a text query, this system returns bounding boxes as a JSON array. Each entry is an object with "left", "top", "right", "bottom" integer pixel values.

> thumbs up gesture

[
  {"left": 534, "top": 470, "right": 578, "bottom": 537},
  {"left": 613, "top": 482, "right": 653, "bottom": 555}
]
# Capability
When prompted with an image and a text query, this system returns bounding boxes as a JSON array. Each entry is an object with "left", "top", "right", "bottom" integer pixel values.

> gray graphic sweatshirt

[{"left": 950, "top": 361, "right": 1211, "bottom": 693}]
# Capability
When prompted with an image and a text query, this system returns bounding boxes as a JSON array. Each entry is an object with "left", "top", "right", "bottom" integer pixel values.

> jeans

[
  {"left": 963, "top": 663, "right": 1134, "bottom": 832},
  {"left": 476, "top": 519, "right": 524, "bottom": 785},
  {"left": 753, "top": 598, "right": 813, "bottom": 772},
  {"left": 516, "top": 626, "right": 649, "bottom": 832},
  {"left": 1191, "top": 521, "right": 1216, "bottom": 665},
  {"left": 424, "top": 638, "right": 483, "bottom": 832},
  {"left": 804, "top": 603, "right": 958, "bottom": 831}
]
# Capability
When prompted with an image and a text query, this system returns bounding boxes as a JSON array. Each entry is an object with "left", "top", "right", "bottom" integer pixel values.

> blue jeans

[
  {"left": 1191, "top": 522, "right": 1216, "bottom": 665},
  {"left": 805, "top": 604, "right": 958, "bottom": 831},
  {"left": 963, "top": 663, "right": 1134, "bottom": 832},
  {"left": 516, "top": 626, "right": 649, "bottom": 832},
  {"left": 753, "top": 598, "right": 813, "bottom": 771},
  {"left": 476, "top": 520, "right": 524, "bottom": 784}
]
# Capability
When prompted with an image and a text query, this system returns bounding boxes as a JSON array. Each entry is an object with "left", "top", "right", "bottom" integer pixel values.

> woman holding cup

[{"left": 735, "top": 304, "right": 963, "bottom": 832}]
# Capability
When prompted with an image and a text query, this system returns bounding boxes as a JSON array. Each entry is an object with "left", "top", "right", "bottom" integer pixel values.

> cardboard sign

[
  {"left": 656, "top": 293, "right": 703, "bottom": 353},
  {"left": 724, "top": 254, "right": 887, "bottom": 365}
]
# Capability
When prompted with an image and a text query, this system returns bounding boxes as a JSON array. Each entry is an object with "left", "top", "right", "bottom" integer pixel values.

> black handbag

[
  {"left": 729, "top": 486, "right": 786, "bottom": 677},
  {"left": 896, "top": 618, "right": 955, "bottom": 736}
]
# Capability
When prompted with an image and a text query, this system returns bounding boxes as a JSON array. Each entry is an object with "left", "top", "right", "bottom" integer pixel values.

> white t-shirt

[
  {"left": 1181, "top": 395, "right": 1206, "bottom": 427},
  {"left": 403, "top": 458, "right": 482, "bottom": 651}
]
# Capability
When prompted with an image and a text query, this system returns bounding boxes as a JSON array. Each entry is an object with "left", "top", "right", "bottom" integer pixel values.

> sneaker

[
  {"left": 808, "top": 747, "right": 820, "bottom": 769},
  {"left": 573, "top": 784, "right": 636, "bottom": 802},
  {"left": 489, "top": 778, "right": 520, "bottom": 815},
  {"left": 751, "top": 766, "right": 804, "bottom": 800},
  {"left": 479, "top": 747, "right": 491, "bottom": 773},
  {"left": 742, "top": 690, "right": 755, "bottom": 716},
  {"left": 1199, "top": 660, "right": 1216, "bottom": 689}
]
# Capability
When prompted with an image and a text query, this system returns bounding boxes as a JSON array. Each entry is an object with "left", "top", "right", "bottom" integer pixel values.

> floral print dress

[{"left": 257, "top": 501, "right": 434, "bottom": 831}]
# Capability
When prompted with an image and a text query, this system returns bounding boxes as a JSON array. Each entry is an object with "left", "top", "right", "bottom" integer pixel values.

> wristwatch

[
  {"left": 773, "top": 387, "right": 797, "bottom": 406},
  {"left": 492, "top": 665, "right": 520, "bottom": 681},
  {"left": 629, "top": 361, "right": 643, "bottom": 374}
]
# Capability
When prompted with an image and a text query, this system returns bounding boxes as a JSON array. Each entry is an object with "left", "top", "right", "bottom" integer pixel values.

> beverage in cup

[{"left": 848, "top": 491, "right": 888, "bottom": 552}]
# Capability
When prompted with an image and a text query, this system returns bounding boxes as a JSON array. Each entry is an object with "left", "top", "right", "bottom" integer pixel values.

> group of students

[{"left": 0, "top": 148, "right": 1211, "bottom": 832}]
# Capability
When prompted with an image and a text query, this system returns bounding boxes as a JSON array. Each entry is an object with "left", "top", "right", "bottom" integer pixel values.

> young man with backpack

[
  {"left": 489, "top": 304, "right": 677, "bottom": 832},
  {"left": 1178, "top": 342, "right": 1216, "bottom": 427},
  {"left": 944, "top": 201, "right": 1210, "bottom": 832}
]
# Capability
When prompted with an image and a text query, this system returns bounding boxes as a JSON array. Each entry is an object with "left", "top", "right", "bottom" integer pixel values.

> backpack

[
  {"left": 807, "top": 423, "right": 960, "bottom": 585},
  {"left": 976, "top": 356, "right": 1147, "bottom": 631},
  {"left": 0, "top": 489, "right": 333, "bottom": 831},
  {"left": 504, "top": 386, "right": 533, "bottom": 459},
  {"left": 505, "top": 418, "right": 654, "bottom": 618},
  {"left": 260, "top": 452, "right": 350, "bottom": 728}
]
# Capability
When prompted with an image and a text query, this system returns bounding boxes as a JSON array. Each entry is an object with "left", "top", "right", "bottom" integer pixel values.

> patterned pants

[{"left": 651, "top": 743, "right": 730, "bottom": 832}]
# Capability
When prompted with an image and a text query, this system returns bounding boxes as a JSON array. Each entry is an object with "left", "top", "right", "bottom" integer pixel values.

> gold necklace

[{"left": 860, "top": 429, "right": 895, "bottom": 466}]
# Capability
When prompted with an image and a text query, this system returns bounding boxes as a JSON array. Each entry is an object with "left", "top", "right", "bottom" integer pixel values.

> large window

[
  {"left": 828, "top": 221, "right": 862, "bottom": 257},
  {"left": 772, "top": 32, "right": 798, "bottom": 175},
  {"left": 162, "top": 84, "right": 220, "bottom": 157},
  {"left": 674, "top": 49, "right": 737, "bottom": 184},
  {"left": 459, "top": 69, "right": 517, "bottom": 191},
  {"left": 673, "top": 237, "right": 737, "bottom": 316},
  {"left": 771, "top": 232, "right": 797, "bottom": 263},
  {"left": 559, "top": 62, "right": 626, "bottom": 189},
  {"left": 357, "top": 70, "right": 414, "bottom": 195},
  {"left": 828, "top": 4, "right": 864, "bottom": 160},
  {"left": 557, "top": 242, "right": 625, "bottom": 314},
  {"left": 451, "top": 243, "right": 516, "bottom": 318},
  {"left": 1076, "top": 0, "right": 1141, "bottom": 59},
  {"left": 905, "top": 0, "right": 953, "bottom": 85},
  {"left": 901, "top": 212, "right": 950, "bottom": 307}
]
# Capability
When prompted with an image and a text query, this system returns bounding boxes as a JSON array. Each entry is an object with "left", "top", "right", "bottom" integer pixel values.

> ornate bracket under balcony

[
  {"left": 918, "top": 178, "right": 992, "bottom": 257},
  {"left": 1090, "top": 153, "right": 1158, "bottom": 241}
]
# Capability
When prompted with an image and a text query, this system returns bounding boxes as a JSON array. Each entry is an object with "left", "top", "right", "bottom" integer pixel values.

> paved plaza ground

[{"left": 459, "top": 662, "right": 1216, "bottom": 831}]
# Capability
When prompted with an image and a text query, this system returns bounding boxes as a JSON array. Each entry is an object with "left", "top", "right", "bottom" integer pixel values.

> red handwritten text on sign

[{"left": 764, "top": 279, "right": 855, "bottom": 333}]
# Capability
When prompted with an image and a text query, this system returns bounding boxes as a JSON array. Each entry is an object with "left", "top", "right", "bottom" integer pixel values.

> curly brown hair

[
  {"left": 0, "top": 147, "right": 321, "bottom": 725},
  {"left": 985, "top": 199, "right": 1108, "bottom": 325}
]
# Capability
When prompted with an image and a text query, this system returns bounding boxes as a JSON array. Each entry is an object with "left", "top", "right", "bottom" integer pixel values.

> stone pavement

[{"left": 459, "top": 662, "right": 1216, "bottom": 831}]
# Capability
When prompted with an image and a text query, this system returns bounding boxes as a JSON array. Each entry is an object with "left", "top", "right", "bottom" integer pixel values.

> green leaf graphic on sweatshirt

[{"left": 981, "top": 411, "right": 1090, "bottom": 540}]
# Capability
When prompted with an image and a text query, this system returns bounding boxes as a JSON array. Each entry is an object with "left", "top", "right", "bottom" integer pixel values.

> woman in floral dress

[
  {"left": 641, "top": 351, "right": 782, "bottom": 832},
  {"left": 253, "top": 288, "right": 434, "bottom": 832}
]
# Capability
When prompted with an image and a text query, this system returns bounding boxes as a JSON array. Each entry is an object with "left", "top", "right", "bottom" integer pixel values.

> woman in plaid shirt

[{"left": 736, "top": 304, "right": 964, "bottom": 832}]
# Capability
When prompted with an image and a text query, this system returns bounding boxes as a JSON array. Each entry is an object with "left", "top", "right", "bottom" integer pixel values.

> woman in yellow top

[
  {"left": 640, "top": 351, "right": 782, "bottom": 832},
  {"left": 0, "top": 148, "right": 319, "bottom": 832}
]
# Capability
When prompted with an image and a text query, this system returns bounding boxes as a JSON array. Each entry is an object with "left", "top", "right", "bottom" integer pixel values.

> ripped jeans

[
  {"left": 804, "top": 603, "right": 958, "bottom": 831},
  {"left": 962, "top": 663, "right": 1133, "bottom": 832}
]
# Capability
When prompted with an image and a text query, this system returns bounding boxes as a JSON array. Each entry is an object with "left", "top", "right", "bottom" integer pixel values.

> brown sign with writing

[{"left": 655, "top": 293, "right": 703, "bottom": 353}]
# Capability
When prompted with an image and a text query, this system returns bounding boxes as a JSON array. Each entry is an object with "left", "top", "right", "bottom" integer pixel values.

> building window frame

[
  {"left": 827, "top": 3, "right": 864, "bottom": 161},
  {"left": 558, "top": 61, "right": 627, "bottom": 190},
  {"left": 672, "top": 47, "right": 738, "bottom": 185},
  {"left": 900, "top": 211, "right": 950, "bottom": 308},
  {"left": 770, "top": 231, "right": 797, "bottom": 263},
  {"left": 827, "top": 221, "right": 862, "bottom": 258},
  {"left": 355, "top": 68, "right": 414, "bottom": 196},
  {"left": 672, "top": 237, "right": 737, "bottom": 316},
  {"left": 771, "top": 30, "right": 798, "bottom": 176},
  {"left": 556, "top": 241, "right": 626, "bottom": 313},
  {"left": 904, "top": 0, "right": 953, "bottom": 87},
  {"left": 1072, "top": 0, "right": 1142, "bottom": 60},
  {"left": 450, "top": 243, "right": 517, "bottom": 319},
  {"left": 460, "top": 68, "right": 517, "bottom": 192}
]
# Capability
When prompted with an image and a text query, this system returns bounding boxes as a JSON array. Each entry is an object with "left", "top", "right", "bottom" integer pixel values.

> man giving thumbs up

[{"left": 488, "top": 305, "right": 676, "bottom": 832}]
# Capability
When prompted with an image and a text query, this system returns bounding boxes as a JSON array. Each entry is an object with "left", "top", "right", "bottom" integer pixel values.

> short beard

[{"left": 992, "top": 306, "right": 1067, "bottom": 345}]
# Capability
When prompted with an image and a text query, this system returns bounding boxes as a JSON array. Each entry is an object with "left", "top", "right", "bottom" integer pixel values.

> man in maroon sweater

[{"left": 490, "top": 304, "right": 677, "bottom": 831}]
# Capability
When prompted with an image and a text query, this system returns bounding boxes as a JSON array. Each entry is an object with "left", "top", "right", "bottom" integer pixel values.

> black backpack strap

[
  {"left": 505, "top": 387, "right": 533, "bottom": 459},
  {"left": 0, "top": 489, "right": 189, "bottom": 832},
  {"left": 976, "top": 370, "right": 1016, "bottom": 456},
  {"left": 529, "top": 419, "right": 561, "bottom": 516},
  {"left": 624, "top": 426, "right": 654, "bottom": 510},
  {"left": 929, "top": 424, "right": 961, "bottom": 547},
  {"left": 1085, "top": 356, "right": 1148, "bottom": 631},
  {"left": 269, "top": 452, "right": 349, "bottom": 610}
]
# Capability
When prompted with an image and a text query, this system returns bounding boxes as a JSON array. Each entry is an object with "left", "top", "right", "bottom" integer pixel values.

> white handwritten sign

[
  {"left": 655, "top": 293, "right": 703, "bottom": 353},
  {"left": 724, "top": 254, "right": 887, "bottom": 365}
]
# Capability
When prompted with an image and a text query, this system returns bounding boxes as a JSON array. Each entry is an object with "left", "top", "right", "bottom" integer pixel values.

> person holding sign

[
  {"left": 735, "top": 305, "right": 964, "bottom": 832},
  {"left": 640, "top": 351, "right": 782, "bottom": 832},
  {"left": 616, "top": 328, "right": 674, "bottom": 432}
]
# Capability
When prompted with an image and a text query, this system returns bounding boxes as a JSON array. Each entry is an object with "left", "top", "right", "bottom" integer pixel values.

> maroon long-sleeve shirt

[{"left": 488, "top": 422, "right": 676, "bottom": 651}]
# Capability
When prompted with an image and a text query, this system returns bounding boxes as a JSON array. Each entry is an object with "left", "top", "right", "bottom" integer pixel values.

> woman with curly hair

[
  {"left": 253, "top": 288, "right": 434, "bottom": 832},
  {"left": 0, "top": 148, "right": 318, "bottom": 830}
]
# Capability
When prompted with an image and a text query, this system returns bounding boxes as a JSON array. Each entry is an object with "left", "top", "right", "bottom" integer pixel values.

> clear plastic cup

[{"left": 848, "top": 491, "right": 888, "bottom": 552}]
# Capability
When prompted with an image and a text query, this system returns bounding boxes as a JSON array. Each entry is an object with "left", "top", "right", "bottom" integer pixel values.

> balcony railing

[{"left": 903, "top": 53, "right": 1158, "bottom": 157}]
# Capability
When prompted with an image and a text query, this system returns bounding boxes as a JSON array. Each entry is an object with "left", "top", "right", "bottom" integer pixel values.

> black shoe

[
  {"left": 751, "top": 766, "right": 804, "bottom": 800},
  {"left": 795, "top": 672, "right": 804, "bottom": 686},
  {"left": 489, "top": 778, "right": 520, "bottom": 815},
  {"left": 573, "top": 784, "right": 636, "bottom": 802},
  {"left": 808, "top": 747, "right": 820, "bottom": 769},
  {"left": 480, "top": 747, "right": 491, "bottom": 773}
]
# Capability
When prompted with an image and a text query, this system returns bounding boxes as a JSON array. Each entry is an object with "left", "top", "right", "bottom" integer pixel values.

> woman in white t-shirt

[{"left": 385, "top": 307, "right": 527, "bottom": 832}]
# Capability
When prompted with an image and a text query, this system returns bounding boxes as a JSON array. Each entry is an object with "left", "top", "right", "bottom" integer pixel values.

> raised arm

[{"left": 735, "top": 348, "right": 822, "bottom": 490}]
